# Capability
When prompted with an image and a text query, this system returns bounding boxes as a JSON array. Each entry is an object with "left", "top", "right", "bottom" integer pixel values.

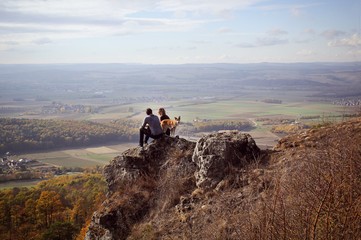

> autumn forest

[{"left": 0, "top": 174, "right": 106, "bottom": 240}]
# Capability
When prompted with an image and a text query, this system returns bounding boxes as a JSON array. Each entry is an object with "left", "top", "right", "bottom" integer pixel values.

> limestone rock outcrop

[
  {"left": 103, "top": 136, "right": 195, "bottom": 194},
  {"left": 192, "top": 131, "right": 260, "bottom": 189},
  {"left": 85, "top": 136, "right": 196, "bottom": 240},
  {"left": 86, "top": 131, "right": 260, "bottom": 240}
]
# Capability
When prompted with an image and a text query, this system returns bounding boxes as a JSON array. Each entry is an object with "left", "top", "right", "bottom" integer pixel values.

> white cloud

[
  {"left": 258, "top": 2, "right": 322, "bottom": 12},
  {"left": 236, "top": 42, "right": 257, "bottom": 48},
  {"left": 257, "top": 37, "right": 288, "bottom": 46},
  {"left": 1, "top": 0, "right": 257, "bottom": 49},
  {"left": 3, "top": 41, "right": 18, "bottom": 45},
  {"left": 32, "top": 37, "right": 53, "bottom": 45},
  {"left": 304, "top": 28, "right": 316, "bottom": 35},
  {"left": 236, "top": 37, "right": 288, "bottom": 48},
  {"left": 217, "top": 27, "right": 233, "bottom": 33},
  {"left": 191, "top": 40, "right": 211, "bottom": 44},
  {"left": 155, "top": 0, "right": 263, "bottom": 16},
  {"left": 0, "top": 21, "right": 124, "bottom": 45},
  {"left": 328, "top": 33, "right": 361, "bottom": 47},
  {"left": 1, "top": 0, "right": 264, "bottom": 20},
  {"left": 236, "top": 28, "right": 289, "bottom": 48},
  {"left": 0, "top": 0, "right": 355, "bottom": 64},
  {"left": 346, "top": 49, "right": 361, "bottom": 56},
  {"left": 268, "top": 28, "right": 288, "bottom": 36},
  {"left": 293, "top": 29, "right": 316, "bottom": 44},
  {"left": 0, "top": 7, "right": 207, "bottom": 50},
  {"left": 321, "top": 30, "right": 346, "bottom": 39},
  {"left": 0, "top": 0, "right": 151, "bottom": 18},
  {"left": 296, "top": 49, "right": 315, "bottom": 56},
  {"left": 0, "top": 0, "right": 268, "bottom": 58},
  {"left": 291, "top": 7, "right": 301, "bottom": 16}
]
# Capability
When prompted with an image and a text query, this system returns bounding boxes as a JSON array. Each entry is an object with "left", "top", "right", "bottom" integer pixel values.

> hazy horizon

[
  {"left": 1, "top": 62, "right": 360, "bottom": 104},
  {"left": 1, "top": 61, "right": 361, "bottom": 66}
]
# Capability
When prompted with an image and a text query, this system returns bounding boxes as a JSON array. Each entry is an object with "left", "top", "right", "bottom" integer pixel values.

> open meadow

[
  {"left": 126, "top": 98, "right": 350, "bottom": 122},
  {"left": 0, "top": 143, "right": 136, "bottom": 189},
  {"left": 16, "top": 143, "right": 135, "bottom": 168}
]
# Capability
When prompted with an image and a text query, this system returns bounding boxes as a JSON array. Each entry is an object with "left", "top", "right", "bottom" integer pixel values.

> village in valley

[{"left": 0, "top": 152, "right": 64, "bottom": 182}]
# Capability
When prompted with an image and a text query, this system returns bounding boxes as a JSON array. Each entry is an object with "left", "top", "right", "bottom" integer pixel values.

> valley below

[{"left": 1, "top": 62, "right": 360, "bottom": 188}]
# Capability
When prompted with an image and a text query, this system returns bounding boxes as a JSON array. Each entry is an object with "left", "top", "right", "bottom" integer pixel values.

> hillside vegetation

[
  {"left": 86, "top": 117, "right": 361, "bottom": 239},
  {"left": 0, "top": 174, "right": 106, "bottom": 240}
]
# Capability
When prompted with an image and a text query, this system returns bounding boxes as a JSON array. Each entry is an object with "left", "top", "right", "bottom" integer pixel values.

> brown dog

[{"left": 161, "top": 116, "right": 181, "bottom": 136}]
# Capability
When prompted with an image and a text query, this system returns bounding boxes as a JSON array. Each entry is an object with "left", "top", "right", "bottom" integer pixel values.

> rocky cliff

[{"left": 86, "top": 118, "right": 361, "bottom": 240}]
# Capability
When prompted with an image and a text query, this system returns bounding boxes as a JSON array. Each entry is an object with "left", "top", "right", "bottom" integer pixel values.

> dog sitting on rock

[{"left": 161, "top": 116, "right": 180, "bottom": 137}]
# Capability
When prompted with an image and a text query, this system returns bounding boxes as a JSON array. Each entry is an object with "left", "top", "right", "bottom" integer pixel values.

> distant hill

[{"left": 0, "top": 62, "right": 360, "bottom": 101}]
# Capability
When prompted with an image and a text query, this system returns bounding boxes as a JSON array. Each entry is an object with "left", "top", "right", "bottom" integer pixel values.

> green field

[
  {"left": 124, "top": 99, "right": 349, "bottom": 122},
  {"left": 0, "top": 143, "right": 136, "bottom": 188},
  {"left": 17, "top": 143, "right": 136, "bottom": 168},
  {"left": 80, "top": 98, "right": 351, "bottom": 124},
  {"left": 15, "top": 99, "right": 348, "bottom": 125}
]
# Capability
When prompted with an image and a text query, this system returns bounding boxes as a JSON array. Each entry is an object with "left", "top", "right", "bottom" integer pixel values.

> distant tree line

[
  {"left": 262, "top": 99, "right": 282, "bottom": 104},
  {"left": 0, "top": 174, "right": 106, "bottom": 240},
  {"left": 193, "top": 119, "right": 253, "bottom": 132},
  {"left": 0, "top": 118, "right": 139, "bottom": 154},
  {"left": 0, "top": 171, "right": 42, "bottom": 182}
]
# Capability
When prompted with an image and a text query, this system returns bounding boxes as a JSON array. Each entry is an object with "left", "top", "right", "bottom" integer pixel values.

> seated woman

[{"left": 158, "top": 107, "right": 171, "bottom": 136}]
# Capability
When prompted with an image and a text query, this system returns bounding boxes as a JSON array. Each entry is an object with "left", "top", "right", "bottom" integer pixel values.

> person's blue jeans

[{"left": 139, "top": 127, "right": 163, "bottom": 147}]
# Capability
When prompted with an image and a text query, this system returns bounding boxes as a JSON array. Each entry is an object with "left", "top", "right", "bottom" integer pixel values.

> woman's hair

[{"left": 158, "top": 108, "right": 166, "bottom": 115}]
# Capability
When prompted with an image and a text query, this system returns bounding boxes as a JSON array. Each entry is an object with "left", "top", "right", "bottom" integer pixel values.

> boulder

[{"left": 192, "top": 130, "right": 260, "bottom": 189}]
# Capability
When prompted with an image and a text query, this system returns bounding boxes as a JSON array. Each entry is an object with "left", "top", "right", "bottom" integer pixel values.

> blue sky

[{"left": 0, "top": 0, "right": 360, "bottom": 64}]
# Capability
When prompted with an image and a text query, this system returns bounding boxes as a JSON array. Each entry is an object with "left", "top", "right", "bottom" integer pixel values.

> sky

[{"left": 0, "top": 0, "right": 361, "bottom": 64}]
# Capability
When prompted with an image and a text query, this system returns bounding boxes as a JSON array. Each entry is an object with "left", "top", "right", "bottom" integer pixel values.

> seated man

[{"left": 139, "top": 108, "right": 164, "bottom": 147}]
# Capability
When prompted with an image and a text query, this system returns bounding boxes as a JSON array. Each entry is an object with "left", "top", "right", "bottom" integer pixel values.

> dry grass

[
  {"left": 106, "top": 119, "right": 361, "bottom": 240},
  {"left": 153, "top": 120, "right": 360, "bottom": 239},
  {"left": 185, "top": 131, "right": 361, "bottom": 240},
  {"left": 246, "top": 126, "right": 361, "bottom": 240}
]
